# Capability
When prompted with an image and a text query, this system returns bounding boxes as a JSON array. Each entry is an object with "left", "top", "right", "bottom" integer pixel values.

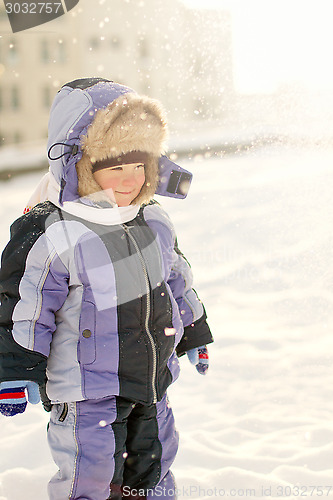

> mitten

[
  {"left": 0, "top": 380, "right": 40, "bottom": 417},
  {"left": 187, "top": 345, "right": 209, "bottom": 375}
]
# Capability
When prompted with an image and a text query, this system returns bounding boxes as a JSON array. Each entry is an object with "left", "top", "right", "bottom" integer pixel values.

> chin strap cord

[{"left": 47, "top": 140, "right": 80, "bottom": 161}]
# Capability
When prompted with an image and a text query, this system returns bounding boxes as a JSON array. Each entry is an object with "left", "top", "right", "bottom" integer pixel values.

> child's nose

[{"left": 122, "top": 174, "right": 136, "bottom": 186}]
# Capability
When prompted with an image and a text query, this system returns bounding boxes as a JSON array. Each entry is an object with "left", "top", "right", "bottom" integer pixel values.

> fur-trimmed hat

[{"left": 76, "top": 92, "right": 168, "bottom": 206}]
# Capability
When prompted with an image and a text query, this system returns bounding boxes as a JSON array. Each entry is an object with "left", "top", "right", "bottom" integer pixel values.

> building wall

[
  {"left": 0, "top": 3, "right": 81, "bottom": 145},
  {"left": 0, "top": 0, "right": 234, "bottom": 146}
]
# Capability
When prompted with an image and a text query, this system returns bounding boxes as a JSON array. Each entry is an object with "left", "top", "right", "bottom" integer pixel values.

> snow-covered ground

[{"left": 0, "top": 144, "right": 333, "bottom": 499}]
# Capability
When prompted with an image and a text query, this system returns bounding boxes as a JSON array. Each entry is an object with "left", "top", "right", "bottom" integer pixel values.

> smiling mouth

[{"left": 116, "top": 191, "right": 134, "bottom": 195}]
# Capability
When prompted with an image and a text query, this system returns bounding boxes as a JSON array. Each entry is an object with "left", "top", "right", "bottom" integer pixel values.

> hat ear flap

[{"left": 76, "top": 153, "right": 101, "bottom": 198}]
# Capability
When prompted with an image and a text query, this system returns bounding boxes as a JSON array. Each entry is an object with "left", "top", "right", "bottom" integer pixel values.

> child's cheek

[
  {"left": 99, "top": 177, "right": 118, "bottom": 192},
  {"left": 105, "top": 179, "right": 118, "bottom": 191}
]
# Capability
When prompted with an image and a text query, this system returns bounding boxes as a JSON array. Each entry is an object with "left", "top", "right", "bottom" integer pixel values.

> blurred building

[
  {"left": 0, "top": 0, "right": 234, "bottom": 147},
  {"left": 0, "top": 4, "right": 81, "bottom": 146}
]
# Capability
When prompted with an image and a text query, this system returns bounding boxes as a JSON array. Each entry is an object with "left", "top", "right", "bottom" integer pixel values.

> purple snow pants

[{"left": 47, "top": 393, "right": 179, "bottom": 500}]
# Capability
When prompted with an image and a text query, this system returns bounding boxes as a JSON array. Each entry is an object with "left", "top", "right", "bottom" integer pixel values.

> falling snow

[
  {"left": 1, "top": 0, "right": 333, "bottom": 496},
  {"left": 0, "top": 142, "right": 332, "bottom": 497}
]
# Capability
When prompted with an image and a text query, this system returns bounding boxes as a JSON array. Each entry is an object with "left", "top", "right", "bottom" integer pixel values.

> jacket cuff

[
  {"left": 39, "top": 381, "right": 52, "bottom": 412},
  {"left": 176, "top": 312, "right": 213, "bottom": 357},
  {"left": 0, "top": 327, "right": 48, "bottom": 387}
]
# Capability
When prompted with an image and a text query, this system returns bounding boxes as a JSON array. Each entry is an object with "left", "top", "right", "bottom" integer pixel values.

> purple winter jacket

[{"left": 0, "top": 79, "right": 213, "bottom": 406}]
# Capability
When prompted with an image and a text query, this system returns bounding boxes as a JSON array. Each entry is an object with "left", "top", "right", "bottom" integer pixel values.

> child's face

[{"left": 93, "top": 163, "right": 146, "bottom": 207}]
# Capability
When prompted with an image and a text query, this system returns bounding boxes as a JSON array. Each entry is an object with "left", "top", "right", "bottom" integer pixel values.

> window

[
  {"left": 11, "top": 86, "right": 19, "bottom": 110},
  {"left": 89, "top": 37, "right": 100, "bottom": 51},
  {"left": 8, "top": 40, "right": 19, "bottom": 66},
  {"left": 111, "top": 36, "right": 121, "bottom": 49},
  {"left": 13, "top": 131, "right": 22, "bottom": 144},
  {"left": 138, "top": 36, "right": 149, "bottom": 59},
  {"left": 56, "top": 40, "right": 66, "bottom": 63},
  {"left": 43, "top": 86, "right": 52, "bottom": 108},
  {"left": 41, "top": 39, "right": 50, "bottom": 63}
]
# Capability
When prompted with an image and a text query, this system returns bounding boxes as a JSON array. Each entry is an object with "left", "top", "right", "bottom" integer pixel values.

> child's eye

[
  {"left": 136, "top": 164, "right": 145, "bottom": 169},
  {"left": 109, "top": 167, "right": 123, "bottom": 171}
]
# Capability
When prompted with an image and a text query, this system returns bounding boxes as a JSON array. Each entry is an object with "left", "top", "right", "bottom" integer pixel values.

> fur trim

[
  {"left": 82, "top": 93, "right": 168, "bottom": 161},
  {"left": 76, "top": 93, "right": 167, "bottom": 206}
]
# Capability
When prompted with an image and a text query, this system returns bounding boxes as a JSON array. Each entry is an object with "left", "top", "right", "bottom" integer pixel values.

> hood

[{"left": 47, "top": 77, "right": 192, "bottom": 208}]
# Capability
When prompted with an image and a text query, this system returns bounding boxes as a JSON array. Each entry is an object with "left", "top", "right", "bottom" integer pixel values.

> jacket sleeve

[
  {"left": 0, "top": 212, "right": 69, "bottom": 391},
  {"left": 167, "top": 237, "right": 213, "bottom": 357}
]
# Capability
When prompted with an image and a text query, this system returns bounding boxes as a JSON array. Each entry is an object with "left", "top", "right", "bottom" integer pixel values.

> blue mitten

[
  {"left": 187, "top": 345, "right": 209, "bottom": 375},
  {"left": 0, "top": 380, "right": 40, "bottom": 417}
]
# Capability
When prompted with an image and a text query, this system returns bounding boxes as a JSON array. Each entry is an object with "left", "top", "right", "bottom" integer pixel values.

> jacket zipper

[
  {"left": 59, "top": 402, "right": 68, "bottom": 422},
  {"left": 122, "top": 224, "right": 158, "bottom": 403}
]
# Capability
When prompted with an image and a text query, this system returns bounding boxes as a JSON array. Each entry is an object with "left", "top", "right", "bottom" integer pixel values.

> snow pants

[{"left": 47, "top": 393, "right": 179, "bottom": 500}]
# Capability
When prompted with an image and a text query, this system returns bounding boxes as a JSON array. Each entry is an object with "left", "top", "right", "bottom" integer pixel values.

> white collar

[{"left": 25, "top": 171, "right": 140, "bottom": 225}]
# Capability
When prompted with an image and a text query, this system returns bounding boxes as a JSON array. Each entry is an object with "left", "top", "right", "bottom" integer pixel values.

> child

[{"left": 0, "top": 78, "right": 213, "bottom": 500}]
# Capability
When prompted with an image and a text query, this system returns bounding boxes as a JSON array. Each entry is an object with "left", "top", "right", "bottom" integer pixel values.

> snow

[
  {"left": 0, "top": 144, "right": 46, "bottom": 174},
  {"left": 0, "top": 144, "right": 333, "bottom": 498}
]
